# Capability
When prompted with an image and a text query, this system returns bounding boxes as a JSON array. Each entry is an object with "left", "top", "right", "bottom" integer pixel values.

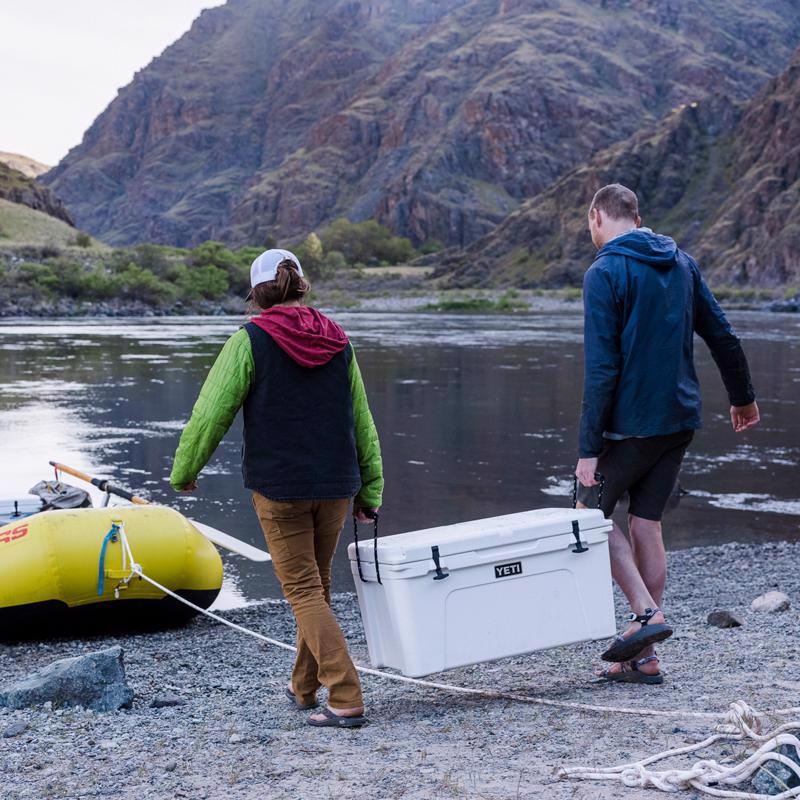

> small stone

[
  {"left": 2, "top": 721, "right": 28, "bottom": 738},
  {"left": 751, "top": 591, "right": 791, "bottom": 613},
  {"left": 707, "top": 610, "right": 743, "bottom": 628},
  {"left": 150, "top": 694, "right": 185, "bottom": 709},
  {"left": 752, "top": 744, "right": 800, "bottom": 794},
  {"left": 229, "top": 733, "right": 244, "bottom": 744},
  {"left": 165, "top": 761, "right": 178, "bottom": 772},
  {"left": 99, "top": 739, "right": 117, "bottom": 750}
]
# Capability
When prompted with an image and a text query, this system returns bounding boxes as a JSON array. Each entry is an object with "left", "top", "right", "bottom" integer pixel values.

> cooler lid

[{"left": 349, "top": 507, "right": 610, "bottom": 566}]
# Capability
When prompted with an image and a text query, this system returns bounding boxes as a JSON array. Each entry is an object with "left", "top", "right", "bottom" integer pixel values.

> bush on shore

[{"left": 0, "top": 222, "right": 437, "bottom": 308}]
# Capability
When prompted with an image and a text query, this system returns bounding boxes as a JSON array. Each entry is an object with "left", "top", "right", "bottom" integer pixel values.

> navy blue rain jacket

[{"left": 579, "top": 229, "right": 755, "bottom": 457}]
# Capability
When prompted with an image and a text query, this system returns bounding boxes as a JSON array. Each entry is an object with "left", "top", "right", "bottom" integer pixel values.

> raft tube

[{"left": 0, "top": 505, "right": 223, "bottom": 640}]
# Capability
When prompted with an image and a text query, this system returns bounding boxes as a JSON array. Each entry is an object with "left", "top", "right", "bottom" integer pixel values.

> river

[{"left": 1, "top": 311, "right": 798, "bottom": 606}]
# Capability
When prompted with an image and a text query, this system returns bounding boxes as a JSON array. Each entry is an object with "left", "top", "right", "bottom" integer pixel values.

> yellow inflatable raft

[{"left": 0, "top": 505, "right": 223, "bottom": 639}]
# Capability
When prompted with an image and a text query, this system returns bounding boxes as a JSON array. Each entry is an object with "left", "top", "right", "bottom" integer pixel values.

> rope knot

[{"left": 717, "top": 700, "right": 761, "bottom": 737}]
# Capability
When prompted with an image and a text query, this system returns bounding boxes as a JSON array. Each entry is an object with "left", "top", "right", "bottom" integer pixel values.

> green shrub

[
  {"left": 175, "top": 263, "right": 229, "bottom": 300},
  {"left": 131, "top": 243, "right": 173, "bottom": 275},
  {"left": 116, "top": 262, "right": 176, "bottom": 305},
  {"left": 421, "top": 296, "right": 498, "bottom": 312},
  {"left": 322, "top": 250, "right": 347, "bottom": 272},
  {"left": 496, "top": 289, "right": 526, "bottom": 311},
  {"left": 419, "top": 239, "right": 443, "bottom": 255},
  {"left": 15, "top": 262, "right": 58, "bottom": 297},
  {"left": 320, "top": 218, "right": 416, "bottom": 265},
  {"left": 72, "top": 232, "right": 92, "bottom": 248},
  {"left": 188, "top": 241, "right": 249, "bottom": 294}
]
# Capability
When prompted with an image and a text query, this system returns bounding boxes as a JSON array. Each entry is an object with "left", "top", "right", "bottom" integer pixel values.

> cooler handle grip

[
  {"left": 571, "top": 474, "right": 604, "bottom": 554},
  {"left": 571, "top": 474, "right": 605, "bottom": 510},
  {"left": 353, "top": 512, "right": 381, "bottom": 585}
]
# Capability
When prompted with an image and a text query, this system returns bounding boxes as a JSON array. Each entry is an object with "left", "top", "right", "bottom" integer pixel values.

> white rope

[
  {"left": 113, "top": 524, "right": 800, "bottom": 797},
  {"left": 560, "top": 700, "right": 800, "bottom": 798}
]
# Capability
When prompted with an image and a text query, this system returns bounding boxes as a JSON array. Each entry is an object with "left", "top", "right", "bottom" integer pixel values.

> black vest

[{"left": 242, "top": 322, "right": 361, "bottom": 501}]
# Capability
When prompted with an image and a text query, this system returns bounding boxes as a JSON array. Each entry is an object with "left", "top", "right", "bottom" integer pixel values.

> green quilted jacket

[{"left": 169, "top": 328, "right": 383, "bottom": 508}]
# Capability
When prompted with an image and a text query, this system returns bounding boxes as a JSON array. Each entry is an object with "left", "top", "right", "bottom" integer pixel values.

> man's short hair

[{"left": 589, "top": 184, "right": 639, "bottom": 221}]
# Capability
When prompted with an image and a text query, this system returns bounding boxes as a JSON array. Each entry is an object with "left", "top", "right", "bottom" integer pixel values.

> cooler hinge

[{"left": 571, "top": 520, "right": 589, "bottom": 553}]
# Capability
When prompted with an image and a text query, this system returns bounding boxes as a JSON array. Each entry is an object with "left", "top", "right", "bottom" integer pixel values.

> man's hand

[
  {"left": 354, "top": 507, "right": 379, "bottom": 523},
  {"left": 730, "top": 401, "right": 760, "bottom": 433},
  {"left": 180, "top": 480, "right": 198, "bottom": 493},
  {"left": 575, "top": 458, "right": 599, "bottom": 488}
]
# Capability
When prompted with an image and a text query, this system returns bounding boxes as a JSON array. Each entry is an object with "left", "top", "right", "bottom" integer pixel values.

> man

[{"left": 575, "top": 184, "right": 759, "bottom": 684}]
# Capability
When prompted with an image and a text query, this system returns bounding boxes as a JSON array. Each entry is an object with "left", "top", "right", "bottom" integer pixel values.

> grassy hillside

[
  {"left": 0, "top": 199, "right": 101, "bottom": 250},
  {"left": 0, "top": 152, "right": 50, "bottom": 179}
]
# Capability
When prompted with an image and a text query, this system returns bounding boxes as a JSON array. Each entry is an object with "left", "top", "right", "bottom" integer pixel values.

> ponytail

[{"left": 250, "top": 259, "right": 311, "bottom": 311}]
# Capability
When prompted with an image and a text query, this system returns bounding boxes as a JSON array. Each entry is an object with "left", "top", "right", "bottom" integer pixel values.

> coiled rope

[
  {"left": 560, "top": 700, "right": 800, "bottom": 798},
  {"left": 109, "top": 524, "right": 800, "bottom": 796}
]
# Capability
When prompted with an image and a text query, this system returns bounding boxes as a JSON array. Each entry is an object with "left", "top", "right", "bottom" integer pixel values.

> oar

[
  {"left": 49, "top": 461, "right": 149, "bottom": 504},
  {"left": 49, "top": 461, "right": 271, "bottom": 562}
]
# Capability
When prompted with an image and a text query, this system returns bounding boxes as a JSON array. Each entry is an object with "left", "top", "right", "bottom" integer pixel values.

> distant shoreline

[{"left": 0, "top": 287, "right": 797, "bottom": 318}]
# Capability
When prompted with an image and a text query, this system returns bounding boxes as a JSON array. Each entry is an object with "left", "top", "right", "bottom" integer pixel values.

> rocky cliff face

[
  {"left": 693, "top": 51, "right": 800, "bottom": 286},
  {"left": 0, "top": 162, "right": 74, "bottom": 226},
  {"left": 43, "top": 0, "right": 800, "bottom": 249},
  {"left": 436, "top": 47, "right": 800, "bottom": 288}
]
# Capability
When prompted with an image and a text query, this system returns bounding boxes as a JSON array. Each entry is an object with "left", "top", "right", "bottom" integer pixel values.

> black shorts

[{"left": 577, "top": 429, "right": 694, "bottom": 521}]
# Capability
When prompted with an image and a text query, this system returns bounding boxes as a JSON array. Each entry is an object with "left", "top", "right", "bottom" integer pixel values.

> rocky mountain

[
  {"left": 435, "top": 46, "right": 800, "bottom": 287},
  {"left": 0, "top": 162, "right": 74, "bottom": 226},
  {"left": 43, "top": 0, "right": 800, "bottom": 249}
]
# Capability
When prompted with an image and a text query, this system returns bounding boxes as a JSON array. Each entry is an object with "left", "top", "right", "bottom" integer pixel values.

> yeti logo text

[{"left": 494, "top": 561, "right": 522, "bottom": 579}]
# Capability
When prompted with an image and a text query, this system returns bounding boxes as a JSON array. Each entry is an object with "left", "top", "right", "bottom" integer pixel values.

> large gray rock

[
  {"left": 0, "top": 646, "right": 133, "bottom": 712},
  {"left": 751, "top": 591, "right": 791, "bottom": 613},
  {"left": 752, "top": 744, "right": 800, "bottom": 795}
]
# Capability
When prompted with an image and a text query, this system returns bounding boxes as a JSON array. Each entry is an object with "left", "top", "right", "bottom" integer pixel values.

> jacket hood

[
  {"left": 597, "top": 228, "right": 678, "bottom": 271},
  {"left": 250, "top": 306, "right": 349, "bottom": 367}
]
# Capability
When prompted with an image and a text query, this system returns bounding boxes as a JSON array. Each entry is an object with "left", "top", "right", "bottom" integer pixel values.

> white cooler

[{"left": 347, "top": 508, "right": 616, "bottom": 677}]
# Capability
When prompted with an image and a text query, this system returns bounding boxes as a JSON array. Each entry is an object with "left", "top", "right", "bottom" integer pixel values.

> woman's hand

[{"left": 353, "top": 506, "right": 379, "bottom": 523}]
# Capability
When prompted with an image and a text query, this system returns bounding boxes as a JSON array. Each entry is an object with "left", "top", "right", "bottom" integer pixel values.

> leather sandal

[
  {"left": 307, "top": 707, "right": 368, "bottom": 728},
  {"left": 601, "top": 607, "right": 673, "bottom": 663},
  {"left": 596, "top": 655, "right": 664, "bottom": 685}
]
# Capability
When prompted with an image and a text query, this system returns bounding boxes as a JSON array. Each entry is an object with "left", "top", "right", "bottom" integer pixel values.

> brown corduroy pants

[{"left": 251, "top": 492, "right": 363, "bottom": 709}]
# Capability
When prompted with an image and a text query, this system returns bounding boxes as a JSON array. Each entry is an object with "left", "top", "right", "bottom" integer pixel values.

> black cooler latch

[
  {"left": 571, "top": 520, "right": 589, "bottom": 554},
  {"left": 571, "top": 473, "right": 605, "bottom": 554},
  {"left": 431, "top": 546, "right": 448, "bottom": 580}
]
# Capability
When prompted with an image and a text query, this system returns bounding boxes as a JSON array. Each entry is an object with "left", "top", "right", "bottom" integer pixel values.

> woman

[{"left": 170, "top": 248, "right": 383, "bottom": 728}]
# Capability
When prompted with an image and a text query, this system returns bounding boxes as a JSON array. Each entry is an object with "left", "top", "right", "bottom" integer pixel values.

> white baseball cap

[{"left": 249, "top": 249, "right": 303, "bottom": 289}]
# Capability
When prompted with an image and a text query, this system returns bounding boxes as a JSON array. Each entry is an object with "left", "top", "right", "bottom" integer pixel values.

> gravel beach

[{"left": 2, "top": 539, "right": 800, "bottom": 800}]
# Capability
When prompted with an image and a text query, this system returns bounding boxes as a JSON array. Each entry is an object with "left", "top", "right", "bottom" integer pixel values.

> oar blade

[{"left": 190, "top": 520, "right": 272, "bottom": 562}]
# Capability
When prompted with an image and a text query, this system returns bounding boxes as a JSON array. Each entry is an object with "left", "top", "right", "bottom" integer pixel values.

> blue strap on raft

[{"left": 97, "top": 524, "right": 120, "bottom": 596}]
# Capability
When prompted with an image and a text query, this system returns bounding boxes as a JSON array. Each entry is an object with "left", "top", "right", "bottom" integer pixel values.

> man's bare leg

[
  {"left": 578, "top": 503, "right": 665, "bottom": 676},
  {"left": 629, "top": 514, "right": 665, "bottom": 608},
  {"left": 627, "top": 514, "right": 666, "bottom": 671}
]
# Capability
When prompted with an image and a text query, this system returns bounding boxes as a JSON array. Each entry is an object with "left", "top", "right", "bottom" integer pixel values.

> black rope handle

[
  {"left": 353, "top": 511, "right": 381, "bottom": 585},
  {"left": 572, "top": 474, "right": 605, "bottom": 510}
]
